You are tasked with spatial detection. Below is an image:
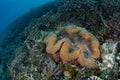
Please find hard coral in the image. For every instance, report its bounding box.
[44,25,100,68]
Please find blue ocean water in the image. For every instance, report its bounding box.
[0,0,54,35]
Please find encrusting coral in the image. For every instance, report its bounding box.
[44,25,100,68]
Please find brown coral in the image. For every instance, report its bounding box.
[44,25,100,68]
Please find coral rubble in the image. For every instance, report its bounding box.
[44,25,100,68]
[87,76,103,80]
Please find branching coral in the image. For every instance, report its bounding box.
[44,25,100,68]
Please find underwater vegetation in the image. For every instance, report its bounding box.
[0,0,120,80]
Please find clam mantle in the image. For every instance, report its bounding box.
[44,25,100,68]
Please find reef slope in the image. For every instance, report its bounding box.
[0,0,120,79]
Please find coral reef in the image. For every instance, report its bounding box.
[7,30,120,80]
[44,25,100,68]
[0,0,119,79]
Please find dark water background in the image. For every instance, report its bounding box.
[0,0,53,36]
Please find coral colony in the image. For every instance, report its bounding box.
[44,25,100,68]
